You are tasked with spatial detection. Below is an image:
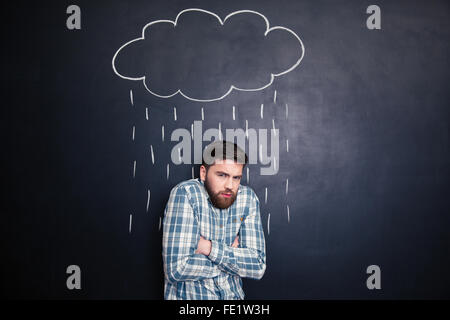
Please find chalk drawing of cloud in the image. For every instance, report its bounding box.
[112,8,305,102]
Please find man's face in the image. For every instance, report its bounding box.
[200,159,244,209]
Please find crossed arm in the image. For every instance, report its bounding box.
[162,186,266,284]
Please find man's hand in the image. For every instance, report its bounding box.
[195,236,212,256]
[231,235,239,248]
[196,235,239,256]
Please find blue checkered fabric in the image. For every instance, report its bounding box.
[162,178,266,300]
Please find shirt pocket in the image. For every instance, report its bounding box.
[225,213,244,246]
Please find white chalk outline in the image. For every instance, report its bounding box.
[112,8,305,102]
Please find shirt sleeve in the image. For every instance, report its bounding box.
[162,185,221,284]
[207,191,266,280]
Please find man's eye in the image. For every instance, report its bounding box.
[234,177,241,180]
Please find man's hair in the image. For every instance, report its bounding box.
[201,140,248,169]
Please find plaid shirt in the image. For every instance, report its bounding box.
[162,178,266,300]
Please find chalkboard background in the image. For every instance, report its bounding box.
[3,0,449,299]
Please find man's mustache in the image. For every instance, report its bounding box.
[218,189,234,196]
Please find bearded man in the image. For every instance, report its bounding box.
[162,140,266,300]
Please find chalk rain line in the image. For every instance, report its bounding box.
[150,145,155,164]
[245,120,248,139]
[265,187,268,204]
[129,214,132,233]
[129,90,133,235]
[146,189,151,213]
[132,125,135,141]
[285,100,290,223]
[146,107,149,120]
[174,107,177,121]
[232,106,236,120]
[267,213,271,235]
[162,125,165,141]
[274,90,277,104]
[246,167,249,184]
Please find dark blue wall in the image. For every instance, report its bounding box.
[3,0,449,299]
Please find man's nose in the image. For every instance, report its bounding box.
[225,177,233,190]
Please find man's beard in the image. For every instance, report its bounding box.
[204,176,237,209]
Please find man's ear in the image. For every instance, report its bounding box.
[200,165,206,182]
